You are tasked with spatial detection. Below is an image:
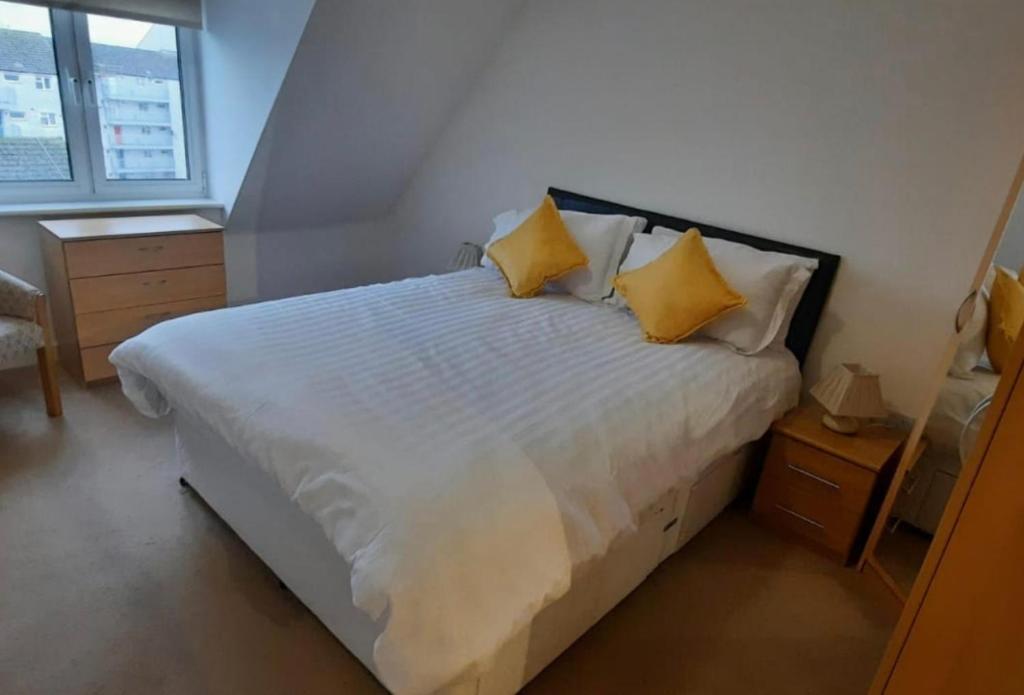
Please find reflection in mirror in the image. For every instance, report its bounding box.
[871,187,1024,597]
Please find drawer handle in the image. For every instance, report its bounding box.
[142,279,168,287]
[775,504,825,529]
[137,245,165,253]
[787,463,840,490]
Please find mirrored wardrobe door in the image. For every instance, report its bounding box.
[858,151,1024,602]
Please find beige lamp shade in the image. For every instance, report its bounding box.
[448,242,483,271]
[811,363,887,420]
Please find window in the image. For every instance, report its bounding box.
[0,1,205,203]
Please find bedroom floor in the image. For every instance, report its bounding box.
[0,367,898,695]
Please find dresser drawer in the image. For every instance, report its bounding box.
[64,232,223,278]
[76,295,226,348]
[753,436,879,559]
[81,344,118,382]
[70,265,225,314]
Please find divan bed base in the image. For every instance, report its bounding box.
[174,411,754,694]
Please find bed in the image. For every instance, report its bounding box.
[110,189,840,694]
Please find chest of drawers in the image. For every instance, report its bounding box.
[752,404,906,564]
[39,214,226,384]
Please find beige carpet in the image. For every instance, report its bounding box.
[0,367,897,695]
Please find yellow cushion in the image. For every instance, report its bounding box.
[987,266,1024,373]
[612,228,746,344]
[486,196,588,298]
[485,194,589,296]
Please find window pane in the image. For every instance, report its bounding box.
[0,1,72,182]
[87,15,189,181]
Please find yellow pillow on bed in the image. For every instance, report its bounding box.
[987,266,1024,373]
[612,228,746,344]
[486,196,588,298]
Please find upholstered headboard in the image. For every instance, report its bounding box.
[548,187,840,367]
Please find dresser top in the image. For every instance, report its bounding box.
[773,403,906,472]
[39,214,223,241]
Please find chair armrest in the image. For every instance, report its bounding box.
[0,269,43,322]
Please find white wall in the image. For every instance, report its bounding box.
[996,194,1024,270]
[235,0,524,299]
[0,217,49,290]
[390,0,1024,416]
[198,0,314,211]
[198,0,316,302]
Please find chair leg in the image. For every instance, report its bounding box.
[36,346,62,417]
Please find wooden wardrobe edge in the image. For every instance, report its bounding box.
[867,231,1024,695]
[869,326,1024,694]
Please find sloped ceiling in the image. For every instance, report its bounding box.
[223,0,525,300]
[199,0,316,214]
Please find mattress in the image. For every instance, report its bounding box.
[111,269,801,694]
[175,410,755,694]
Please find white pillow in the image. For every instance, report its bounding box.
[482,206,645,302]
[481,209,530,269]
[610,227,818,354]
[607,233,670,304]
[768,264,815,350]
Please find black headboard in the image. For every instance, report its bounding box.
[548,187,840,368]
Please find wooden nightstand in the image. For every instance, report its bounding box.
[752,404,910,564]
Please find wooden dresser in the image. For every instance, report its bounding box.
[752,404,912,564]
[39,214,226,384]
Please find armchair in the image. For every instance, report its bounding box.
[0,269,62,416]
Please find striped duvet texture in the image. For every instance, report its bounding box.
[112,269,800,694]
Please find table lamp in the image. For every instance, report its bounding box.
[447,242,483,272]
[810,363,887,435]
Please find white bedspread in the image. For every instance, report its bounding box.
[111,269,800,694]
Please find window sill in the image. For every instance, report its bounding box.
[0,198,224,219]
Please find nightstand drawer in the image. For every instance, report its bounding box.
[763,437,876,511]
[70,265,226,314]
[754,470,864,556]
[64,232,224,278]
[753,435,880,559]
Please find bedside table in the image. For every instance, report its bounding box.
[752,404,909,564]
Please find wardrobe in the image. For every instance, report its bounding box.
[870,302,1024,693]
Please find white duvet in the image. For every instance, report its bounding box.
[111,269,800,694]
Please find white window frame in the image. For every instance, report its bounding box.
[0,7,207,204]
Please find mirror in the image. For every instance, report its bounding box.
[860,162,1024,600]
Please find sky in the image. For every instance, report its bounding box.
[0,1,52,37]
[0,1,176,50]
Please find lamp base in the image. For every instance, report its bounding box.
[822,413,860,435]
